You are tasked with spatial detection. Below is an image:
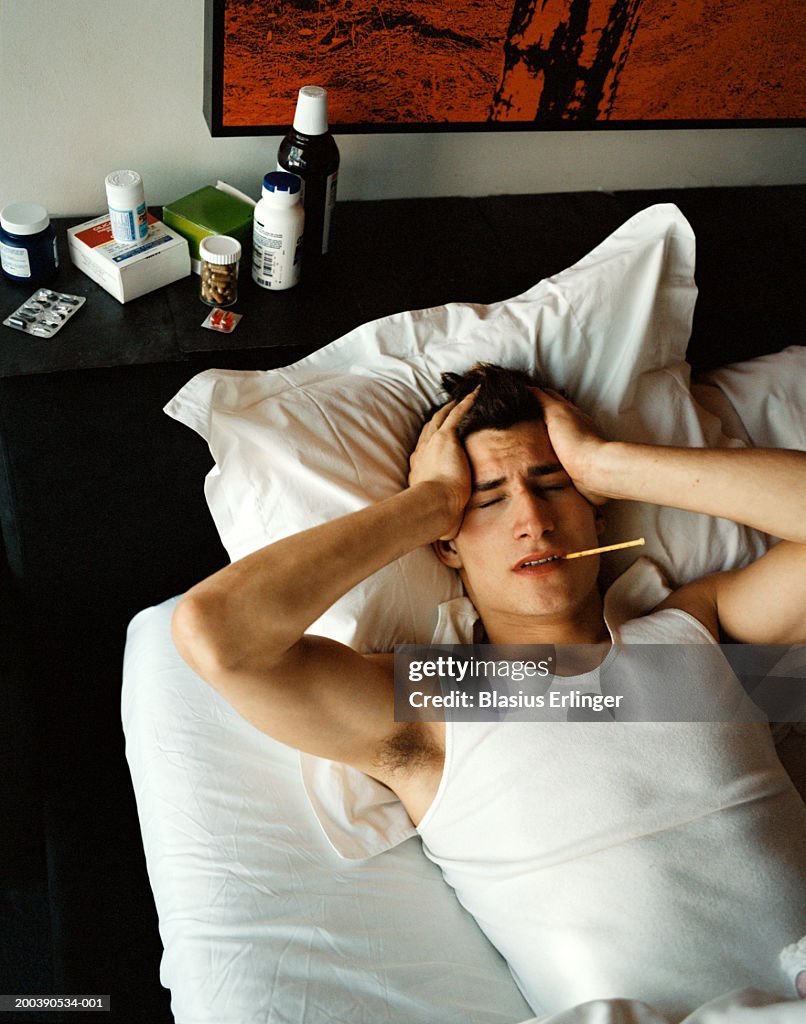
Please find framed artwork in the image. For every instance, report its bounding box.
[204,0,806,134]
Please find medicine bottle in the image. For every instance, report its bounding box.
[199,235,241,307]
[105,170,148,244]
[252,172,304,291]
[277,86,339,260]
[0,202,59,285]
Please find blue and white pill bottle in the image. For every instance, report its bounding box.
[0,202,59,285]
[252,172,304,291]
[105,170,148,243]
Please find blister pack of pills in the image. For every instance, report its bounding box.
[3,289,86,338]
[201,306,242,333]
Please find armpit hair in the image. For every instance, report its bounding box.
[374,722,443,776]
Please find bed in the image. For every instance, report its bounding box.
[122,205,806,1023]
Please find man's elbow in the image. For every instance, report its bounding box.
[172,589,238,682]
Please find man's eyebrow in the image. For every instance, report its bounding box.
[472,463,565,492]
[528,463,564,478]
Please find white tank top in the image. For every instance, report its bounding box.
[416,606,806,1018]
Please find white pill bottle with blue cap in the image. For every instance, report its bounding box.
[252,171,305,291]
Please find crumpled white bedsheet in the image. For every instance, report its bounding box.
[123,598,806,1024]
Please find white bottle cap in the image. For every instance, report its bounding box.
[0,201,50,235]
[199,234,242,265]
[292,86,329,136]
[105,170,145,206]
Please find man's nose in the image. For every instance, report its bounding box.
[511,488,554,538]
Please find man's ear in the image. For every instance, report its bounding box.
[433,538,463,569]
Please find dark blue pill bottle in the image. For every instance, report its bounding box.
[0,202,59,285]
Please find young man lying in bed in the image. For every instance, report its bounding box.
[173,364,806,1016]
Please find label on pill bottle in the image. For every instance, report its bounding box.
[1,242,32,278]
[253,225,302,290]
[108,202,148,243]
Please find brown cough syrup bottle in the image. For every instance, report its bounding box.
[277,86,339,261]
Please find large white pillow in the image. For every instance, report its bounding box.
[700,345,806,450]
[165,203,768,651]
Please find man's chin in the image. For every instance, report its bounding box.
[476,582,604,636]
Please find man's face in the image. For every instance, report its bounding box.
[436,419,604,635]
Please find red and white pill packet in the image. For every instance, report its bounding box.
[201,306,242,333]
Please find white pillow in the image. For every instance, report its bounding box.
[700,345,806,450]
[165,203,769,652]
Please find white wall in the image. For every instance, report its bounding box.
[1,0,804,216]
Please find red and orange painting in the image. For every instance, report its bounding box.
[205,0,806,133]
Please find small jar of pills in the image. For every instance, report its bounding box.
[0,202,59,285]
[199,235,241,307]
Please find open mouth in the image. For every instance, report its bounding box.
[514,552,565,570]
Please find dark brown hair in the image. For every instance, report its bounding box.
[440,363,547,442]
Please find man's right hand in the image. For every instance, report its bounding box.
[408,390,477,540]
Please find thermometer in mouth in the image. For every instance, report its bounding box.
[563,537,645,561]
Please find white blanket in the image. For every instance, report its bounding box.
[123,597,806,1024]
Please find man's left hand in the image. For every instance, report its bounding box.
[535,388,610,506]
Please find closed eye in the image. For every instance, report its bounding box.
[473,483,570,509]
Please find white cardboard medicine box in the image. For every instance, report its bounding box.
[67,213,190,303]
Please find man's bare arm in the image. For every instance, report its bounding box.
[587,440,806,643]
[172,393,475,770]
[539,389,806,543]
[665,541,806,644]
[588,444,806,546]
[539,389,806,642]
